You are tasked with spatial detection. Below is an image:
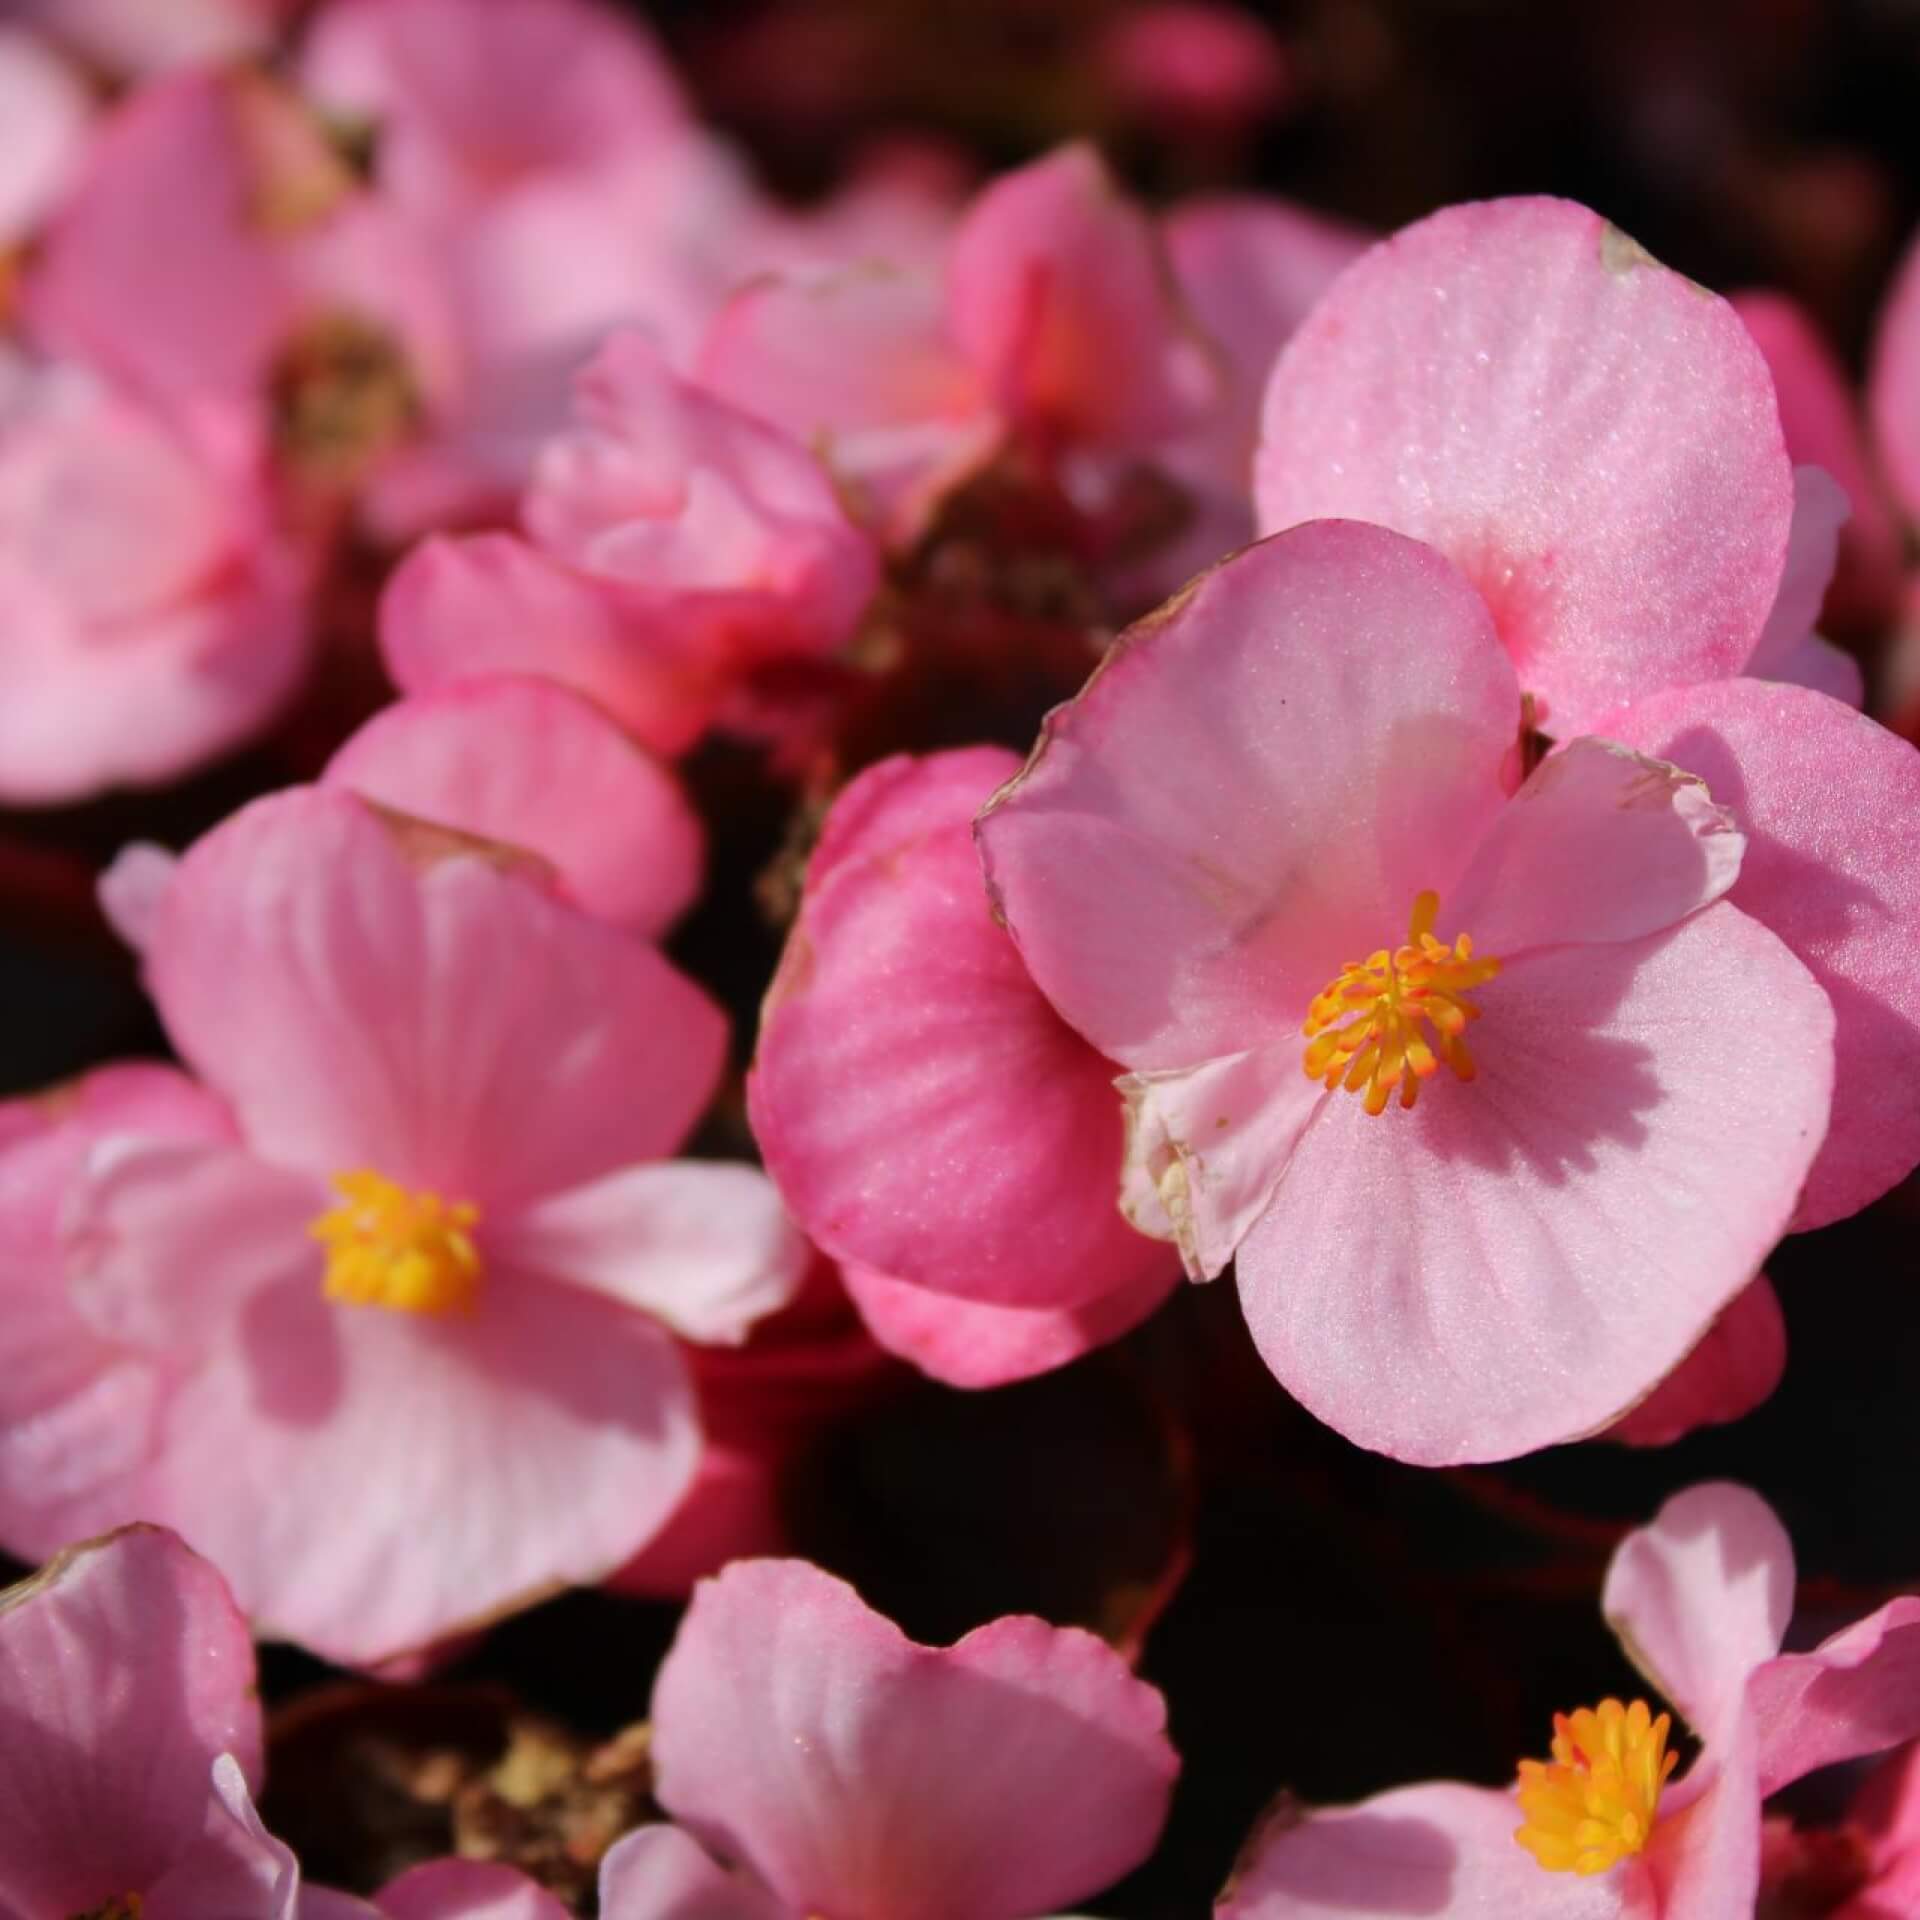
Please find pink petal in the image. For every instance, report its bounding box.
[1601,677,1920,1228]
[841,1259,1175,1389]
[148,786,726,1210]
[1118,1049,1323,1281]
[375,1859,572,1920]
[750,748,1174,1310]
[495,1160,810,1346]
[1604,1275,1787,1448]
[0,29,92,250]
[598,1826,787,1920]
[147,1754,299,1920]
[98,842,181,956]
[1744,466,1848,686]
[1236,906,1834,1463]
[975,522,1518,1069]
[1216,1780,1621,1920]
[323,677,704,937]
[651,1559,1178,1920]
[0,1525,260,1915]
[947,142,1217,448]
[1734,291,1902,632]
[380,533,727,758]
[1600,1482,1793,1746]
[1451,736,1744,956]
[1747,1598,1920,1798]
[1870,227,1920,528]
[145,1272,700,1666]
[1641,1721,1763,1920]
[1256,197,1794,735]
[64,1139,325,1351]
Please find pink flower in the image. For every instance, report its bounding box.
[12,0,298,75]
[0,787,806,1665]
[599,1558,1180,1920]
[382,331,881,756]
[748,748,1178,1389]
[977,522,1836,1463]
[0,357,309,802]
[1869,223,1920,540]
[1217,1482,1920,1919]
[0,28,91,254]
[1256,197,1801,736]
[0,1523,303,1917]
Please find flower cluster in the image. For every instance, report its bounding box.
[4,0,1920,1908]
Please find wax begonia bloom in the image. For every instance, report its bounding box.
[0,1524,307,1919]
[947,142,1219,452]
[1603,1275,1786,1448]
[1735,290,1904,633]
[977,523,1835,1463]
[750,747,1179,1358]
[0,359,310,802]
[322,676,703,938]
[613,1557,1178,1920]
[1219,1483,1920,1920]
[1598,677,1920,1230]
[0,29,91,254]
[1255,197,1795,737]
[0,788,806,1666]
[383,331,879,755]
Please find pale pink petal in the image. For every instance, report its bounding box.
[1747,1598,1920,1797]
[13,0,289,75]
[1745,466,1848,684]
[495,1161,809,1346]
[1236,906,1834,1463]
[149,786,727,1209]
[1735,291,1902,631]
[1118,1049,1323,1281]
[651,1559,1178,1920]
[375,1858,572,1920]
[1869,228,1920,527]
[0,29,92,250]
[1600,1482,1793,1745]
[1754,629,1865,707]
[379,532,728,758]
[1604,1275,1786,1448]
[947,142,1218,448]
[323,678,704,937]
[98,842,181,956]
[147,1272,700,1666]
[1602,677,1920,1228]
[841,1260,1175,1389]
[303,1893,384,1920]
[1256,197,1794,735]
[1216,1780,1621,1920]
[0,1526,260,1916]
[598,1825,787,1920]
[1450,736,1744,957]
[751,748,1173,1309]
[146,1755,299,1920]
[1641,1721,1763,1920]
[976,522,1518,1069]
[64,1138,325,1349]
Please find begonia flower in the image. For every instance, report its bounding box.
[0,786,806,1665]
[1256,196,1798,736]
[1215,1482,1920,1919]
[0,356,310,802]
[382,330,880,756]
[976,522,1835,1463]
[0,1523,310,1917]
[0,28,91,256]
[598,1557,1180,1920]
[11,0,299,75]
[749,747,1179,1388]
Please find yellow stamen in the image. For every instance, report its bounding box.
[310,1170,482,1316]
[1514,1697,1678,1876]
[1301,890,1501,1116]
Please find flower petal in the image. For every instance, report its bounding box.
[1256,197,1793,734]
[1602,677,1920,1227]
[1601,1482,1794,1745]
[1604,1275,1786,1448]
[1236,906,1834,1463]
[598,1826,787,1920]
[146,1754,299,1920]
[651,1559,1177,1920]
[976,521,1518,1069]
[375,1859,572,1920]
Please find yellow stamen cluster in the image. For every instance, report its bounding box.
[1301,890,1501,1115]
[310,1170,482,1317]
[1514,1697,1678,1876]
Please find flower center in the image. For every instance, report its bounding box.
[1301,890,1501,1116]
[310,1170,482,1316]
[72,1900,144,1920]
[1514,1697,1677,1877]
